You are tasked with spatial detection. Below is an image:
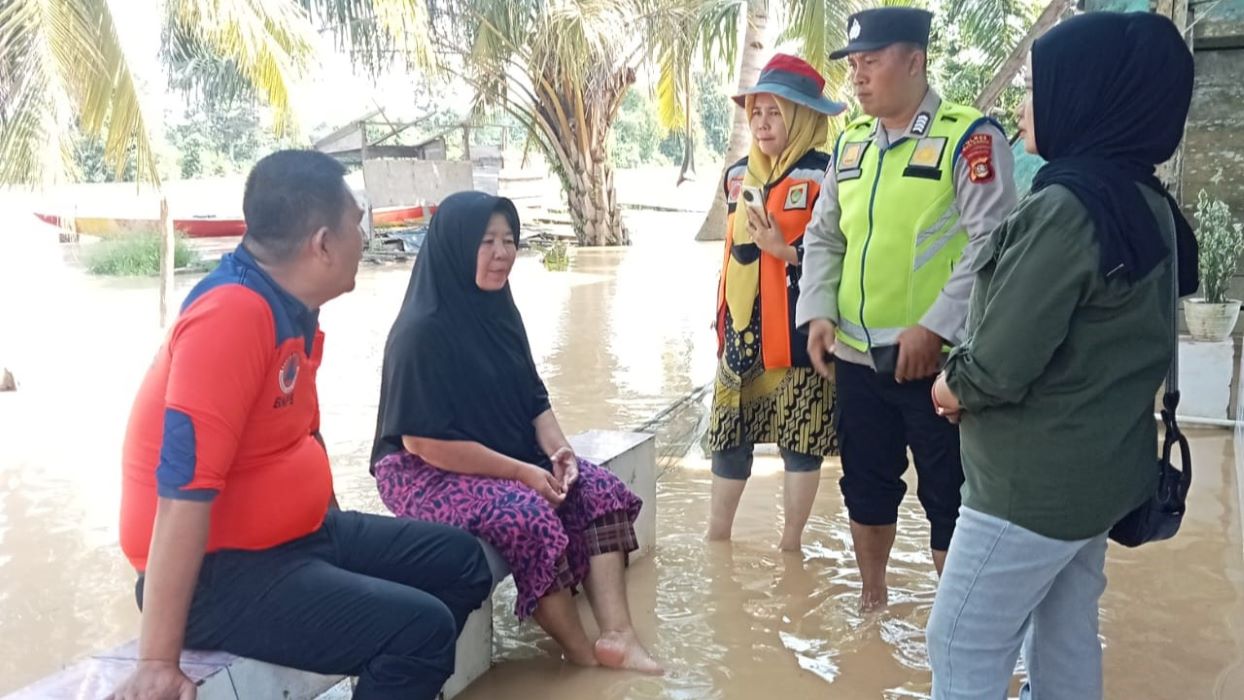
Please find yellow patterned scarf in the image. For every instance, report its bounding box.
[726,95,829,332]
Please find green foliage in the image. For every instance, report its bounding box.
[612,74,728,168]
[85,231,201,277]
[611,90,666,168]
[539,239,571,272]
[658,133,685,163]
[168,100,298,179]
[696,72,730,157]
[73,133,138,183]
[931,0,1043,134]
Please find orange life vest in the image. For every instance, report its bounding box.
[716,150,831,369]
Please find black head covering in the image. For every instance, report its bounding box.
[370,191,551,469]
[1029,12,1198,295]
[830,8,933,60]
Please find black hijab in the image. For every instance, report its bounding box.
[370,191,551,469]
[1029,12,1198,295]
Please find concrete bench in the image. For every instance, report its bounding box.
[3,431,656,700]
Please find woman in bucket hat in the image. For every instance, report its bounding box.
[707,54,847,552]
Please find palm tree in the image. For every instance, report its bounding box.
[681,0,1049,241]
[971,0,1074,113]
[447,0,658,246]
[650,0,741,187]
[683,0,902,242]
[650,0,772,243]
[2,0,319,327]
[0,0,317,186]
[309,0,689,246]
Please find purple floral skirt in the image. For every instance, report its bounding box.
[374,452,642,619]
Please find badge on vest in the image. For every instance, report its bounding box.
[911,112,932,137]
[836,140,870,182]
[784,182,810,210]
[727,175,744,204]
[902,137,947,181]
[962,133,996,184]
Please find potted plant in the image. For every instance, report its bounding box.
[1185,181,1244,342]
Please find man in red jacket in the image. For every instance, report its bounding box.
[112,150,491,700]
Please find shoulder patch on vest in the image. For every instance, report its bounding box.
[912,112,932,136]
[962,133,995,184]
[784,182,810,211]
[901,137,948,181]
[909,137,946,169]
[838,140,870,171]
[727,173,744,203]
[837,140,871,182]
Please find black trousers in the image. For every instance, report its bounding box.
[835,358,964,551]
[137,510,492,700]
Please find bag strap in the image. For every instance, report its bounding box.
[1165,221,1180,398]
[1160,207,1192,495]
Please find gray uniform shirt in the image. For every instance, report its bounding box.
[794,89,1018,368]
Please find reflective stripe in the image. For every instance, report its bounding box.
[788,167,827,183]
[916,205,958,245]
[838,318,904,347]
[914,226,964,271]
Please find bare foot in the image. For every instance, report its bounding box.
[706,527,732,542]
[779,534,802,552]
[593,630,664,675]
[564,647,599,668]
[860,587,889,613]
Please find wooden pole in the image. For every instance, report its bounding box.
[974,0,1074,113]
[159,195,175,328]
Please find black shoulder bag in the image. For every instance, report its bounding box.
[1108,227,1193,548]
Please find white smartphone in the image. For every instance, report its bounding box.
[740,185,766,216]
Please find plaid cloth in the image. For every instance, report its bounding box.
[584,509,639,556]
[550,510,638,593]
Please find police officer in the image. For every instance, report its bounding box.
[787,7,1017,611]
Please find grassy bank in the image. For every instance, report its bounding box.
[86,231,202,276]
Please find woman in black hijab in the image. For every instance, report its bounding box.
[923,12,1195,697]
[371,191,661,674]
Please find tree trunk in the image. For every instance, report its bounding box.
[564,129,629,246]
[159,195,175,328]
[529,65,635,247]
[1155,0,1191,201]
[694,0,769,242]
[974,0,1074,113]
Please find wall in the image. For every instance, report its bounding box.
[361,159,474,208]
[1038,2,1244,329]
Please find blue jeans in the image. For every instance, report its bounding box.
[710,443,823,479]
[926,507,1108,700]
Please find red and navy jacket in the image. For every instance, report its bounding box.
[120,245,332,570]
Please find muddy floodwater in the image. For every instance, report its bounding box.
[1,208,1242,698]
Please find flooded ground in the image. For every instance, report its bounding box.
[0,204,719,692]
[463,425,1244,699]
[2,194,1244,697]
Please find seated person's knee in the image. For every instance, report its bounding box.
[387,597,459,668]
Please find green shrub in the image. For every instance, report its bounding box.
[540,239,570,272]
[1194,177,1244,304]
[86,231,200,276]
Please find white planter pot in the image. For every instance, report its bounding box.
[1184,298,1242,342]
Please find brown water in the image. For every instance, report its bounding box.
[2,207,1244,697]
[461,429,1244,699]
